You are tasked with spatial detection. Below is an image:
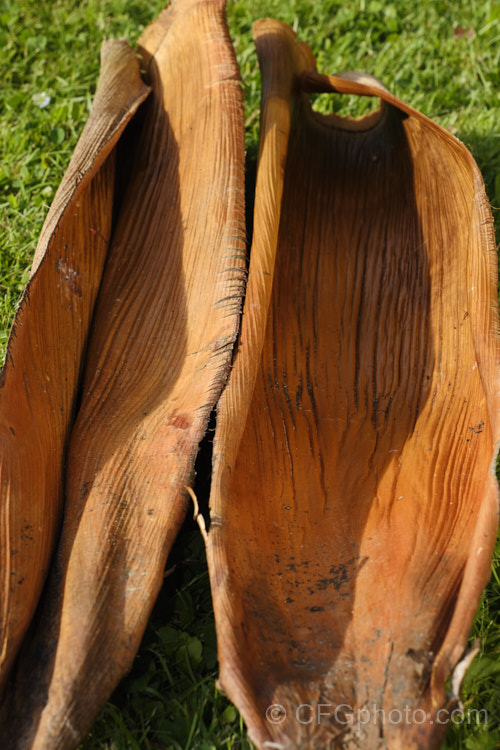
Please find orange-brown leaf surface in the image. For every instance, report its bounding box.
[4,1,245,747]
[206,20,500,749]
[0,40,149,696]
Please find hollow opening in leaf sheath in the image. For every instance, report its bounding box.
[310,91,381,125]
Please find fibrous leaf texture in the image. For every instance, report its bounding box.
[0,6,498,750]
[0,39,150,697]
[205,20,500,750]
[2,0,245,747]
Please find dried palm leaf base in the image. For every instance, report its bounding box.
[0,41,149,697]
[3,1,245,747]
[206,20,500,750]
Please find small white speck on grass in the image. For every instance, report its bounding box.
[32,91,51,108]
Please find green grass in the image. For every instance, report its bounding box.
[1,0,500,748]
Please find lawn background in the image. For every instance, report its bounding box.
[0,0,499,748]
